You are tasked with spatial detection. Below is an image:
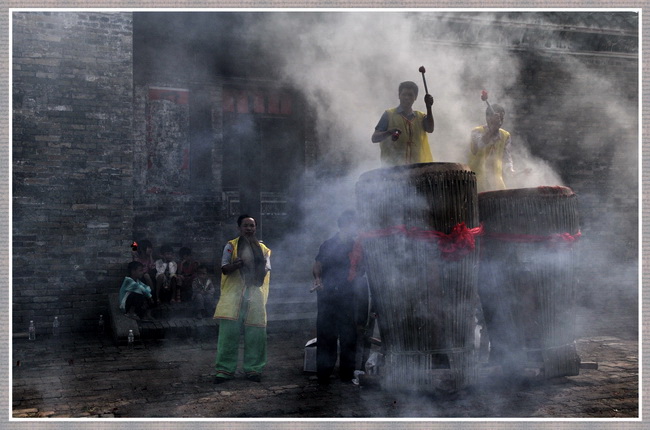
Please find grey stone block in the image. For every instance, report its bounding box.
[107,293,139,344]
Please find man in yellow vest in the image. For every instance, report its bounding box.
[372,81,434,166]
[213,214,271,384]
[468,104,515,193]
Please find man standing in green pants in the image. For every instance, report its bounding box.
[213,214,271,383]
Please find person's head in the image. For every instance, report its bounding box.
[398,81,419,109]
[179,246,192,260]
[486,104,505,130]
[196,264,208,280]
[237,214,257,237]
[138,239,153,256]
[160,244,174,261]
[337,209,358,238]
[128,261,145,280]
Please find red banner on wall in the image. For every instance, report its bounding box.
[148,87,189,105]
[223,88,292,115]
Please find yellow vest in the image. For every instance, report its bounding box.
[468,126,510,192]
[379,108,434,166]
[213,237,271,327]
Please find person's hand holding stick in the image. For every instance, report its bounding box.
[481,90,494,115]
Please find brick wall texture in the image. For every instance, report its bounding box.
[12,12,135,334]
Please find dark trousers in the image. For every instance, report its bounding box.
[125,292,149,319]
[316,292,357,381]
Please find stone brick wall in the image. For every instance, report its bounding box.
[12,12,134,334]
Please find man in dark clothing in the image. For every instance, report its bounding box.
[311,210,368,385]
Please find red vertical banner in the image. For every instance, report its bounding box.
[268,93,280,114]
[236,92,249,113]
[223,89,235,112]
[146,87,191,192]
[222,88,291,116]
[253,91,265,113]
[280,92,292,115]
[148,87,189,104]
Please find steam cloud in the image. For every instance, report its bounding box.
[244,11,635,253]
[243,11,637,397]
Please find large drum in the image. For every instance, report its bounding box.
[478,186,581,379]
[354,163,481,391]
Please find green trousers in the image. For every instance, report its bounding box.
[214,300,267,379]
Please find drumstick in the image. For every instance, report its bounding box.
[481,90,494,115]
[419,66,429,95]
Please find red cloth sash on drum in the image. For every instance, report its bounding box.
[348,222,484,280]
[483,230,581,245]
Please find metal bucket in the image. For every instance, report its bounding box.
[354,162,480,391]
[478,186,581,378]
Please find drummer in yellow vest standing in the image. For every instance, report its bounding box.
[213,214,271,384]
[372,81,435,166]
[468,104,515,193]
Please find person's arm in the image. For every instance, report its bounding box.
[423,94,434,133]
[139,280,153,299]
[502,134,515,174]
[220,243,243,275]
[168,261,177,276]
[470,128,482,155]
[372,128,402,143]
[207,279,215,294]
[371,111,400,143]
[155,259,165,275]
[311,260,323,292]
[123,278,150,298]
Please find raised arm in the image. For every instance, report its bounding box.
[423,94,434,133]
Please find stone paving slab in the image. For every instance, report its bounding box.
[10,324,639,420]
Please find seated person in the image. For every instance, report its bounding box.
[119,261,154,321]
[178,246,199,303]
[132,239,156,293]
[192,265,216,318]
[155,244,179,304]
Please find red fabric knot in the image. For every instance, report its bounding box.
[348,222,484,280]
[436,223,484,261]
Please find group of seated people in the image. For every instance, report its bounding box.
[118,240,218,321]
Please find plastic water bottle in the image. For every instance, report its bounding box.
[52,317,60,338]
[127,330,134,349]
[98,314,105,335]
[28,320,35,340]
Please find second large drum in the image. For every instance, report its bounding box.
[354,162,481,391]
[478,186,581,379]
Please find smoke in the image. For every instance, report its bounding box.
[249,12,576,206]
[235,10,638,402]
[133,9,639,409]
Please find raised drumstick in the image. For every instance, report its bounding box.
[481,89,494,115]
[419,66,429,95]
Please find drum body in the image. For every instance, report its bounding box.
[355,163,480,391]
[478,186,581,378]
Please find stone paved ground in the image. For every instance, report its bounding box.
[10,299,640,422]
